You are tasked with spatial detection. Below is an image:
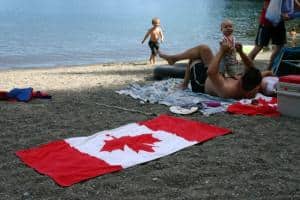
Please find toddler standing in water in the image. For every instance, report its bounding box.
[219,19,242,77]
[141,17,164,65]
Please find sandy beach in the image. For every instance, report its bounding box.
[0,54,299,200]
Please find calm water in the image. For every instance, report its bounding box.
[0,0,263,69]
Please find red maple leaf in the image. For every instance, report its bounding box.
[100,134,161,153]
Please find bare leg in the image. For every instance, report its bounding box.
[149,54,155,65]
[158,45,214,66]
[179,60,192,89]
[248,45,263,60]
[153,55,156,65]
[268,45,283,70]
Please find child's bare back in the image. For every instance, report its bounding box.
[149,26,163,43]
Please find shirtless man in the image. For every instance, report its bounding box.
[159,41,262,99]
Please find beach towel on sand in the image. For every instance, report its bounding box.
[16,115,231,187]
[116,79,235,116]
[227,94,279,117]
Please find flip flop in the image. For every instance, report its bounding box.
[169,106,198,115]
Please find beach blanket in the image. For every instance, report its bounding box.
[16,115,231,187]
[116,79,235,116]
[0,88,51,102]
[227,94,279,117]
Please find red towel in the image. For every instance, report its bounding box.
[227,97,280,117]
[32,91,51,99]
[0,91,8,100]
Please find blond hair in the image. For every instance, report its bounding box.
[152,17,160,26]
[221,19,233,29]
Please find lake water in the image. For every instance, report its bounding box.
[0,0,274,69]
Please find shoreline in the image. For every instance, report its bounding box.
[0,48,272,71]
[0,59,150,72]
[0,60,156,91]
[0,50,271,92]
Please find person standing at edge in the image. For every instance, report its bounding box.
[248,0,291,70]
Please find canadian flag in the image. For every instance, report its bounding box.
[16,115,231,187]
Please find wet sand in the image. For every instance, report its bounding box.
[0,56,299,199]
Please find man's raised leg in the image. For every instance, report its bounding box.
[159,45,213,66]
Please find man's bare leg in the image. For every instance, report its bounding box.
[268,45,283,70]
[248,45,263,60]
[158,45,214,66]
[179,60,192,89]
[149,54,155,65]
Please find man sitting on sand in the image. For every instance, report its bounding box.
[159,41,263,99]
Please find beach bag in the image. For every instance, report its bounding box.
[190,60,207,93]
[266,0,283,26]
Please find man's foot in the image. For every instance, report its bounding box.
[177,82,188,90]
[148,59,153,65]
[158,51,176,65]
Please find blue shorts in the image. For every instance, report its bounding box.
[255,21,286,46]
